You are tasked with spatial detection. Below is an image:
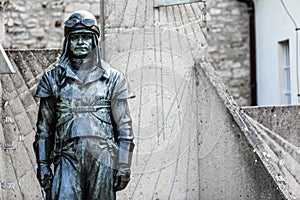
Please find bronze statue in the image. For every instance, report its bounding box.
[33,10,135,200]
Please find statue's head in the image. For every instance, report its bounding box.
[60,10,101,60]
[64,10,100,38]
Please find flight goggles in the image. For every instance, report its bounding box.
[64,18,96,28]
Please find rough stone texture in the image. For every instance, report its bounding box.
[241,106,300,198]
[3,0,101,49]
[195,63,286,200]
[0,6,5,43]
[242,105,300,147]
[199,61,299,199]
[0,49,59,200]
[206,0,250,106]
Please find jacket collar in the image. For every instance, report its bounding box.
[59,58,111,84]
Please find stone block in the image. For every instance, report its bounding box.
[16,85,29,97]
[3,124,19,146]
[1,75,15,93]
[51,12,65,17]
[231,8,241,15]
[15,111,34,136]
[19,13,29,20]
[9,142,34,180]
[2,107,19,144]
[210,8,222,15]
[39,19,52,27]
[11,12,18,18]
[29,28,45,37]
[9,97,24,116]
[19,169,42,200]
[232,62,242,69]
[19,90,36,109]
[25,105,38,127]
[25,18,39,28]
[12,4,26,12]
[233,68,249,79]
[6,18,14,27]
[218,2,230,8]
[9,32,30,41]
[1,152,23,200]
[65,3,90,12]
[90,2,101,15]
[218,70,232,78]
[229,79,242,87]
[7,27,27,33]
[23,131,37,165]
[19,38,38,45]
[45,39,60,47]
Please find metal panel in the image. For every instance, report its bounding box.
[154,0,203,7]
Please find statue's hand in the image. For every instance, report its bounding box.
[37,163,53,190]
[114,164,130,191]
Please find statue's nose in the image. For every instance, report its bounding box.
[77,36,84,44]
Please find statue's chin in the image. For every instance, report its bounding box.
[71,53,89,59]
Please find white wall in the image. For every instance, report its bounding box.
[255,0,300,105]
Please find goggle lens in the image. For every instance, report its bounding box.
[65,18,95,27]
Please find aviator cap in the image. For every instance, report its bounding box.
[64,10,100,37]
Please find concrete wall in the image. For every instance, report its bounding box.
[241,104,300,199]
[243,105,300,147]
[0,48,287,200]
[200,61,300,199]
[194,63,285,199]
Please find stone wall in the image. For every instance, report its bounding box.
[3,0,100,49]
[206,0,251,106]
[0,49,59,199]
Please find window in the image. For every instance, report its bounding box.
[154,0,204,7]
[278,40,291,104]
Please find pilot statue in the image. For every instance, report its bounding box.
[33,10,135,200]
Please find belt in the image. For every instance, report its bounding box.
[70,106,101,113]
[69,100,111,113]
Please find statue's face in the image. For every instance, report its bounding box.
[69,33,93,57]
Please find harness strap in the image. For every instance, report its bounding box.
[69,100,111,113]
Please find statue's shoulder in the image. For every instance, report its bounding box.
[107,65,135,99]
[101,59,124,80]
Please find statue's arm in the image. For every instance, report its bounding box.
[111,99,134,191]
[33,97,56,190]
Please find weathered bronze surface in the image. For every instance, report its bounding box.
[33,10,135,200]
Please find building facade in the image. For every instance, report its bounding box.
[255,0,300,105]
